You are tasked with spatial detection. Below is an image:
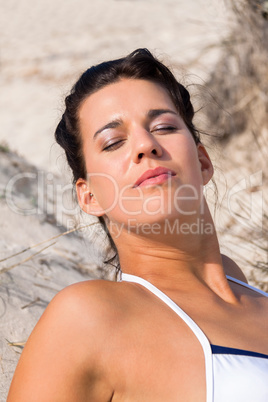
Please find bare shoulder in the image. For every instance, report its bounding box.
[35,279,126,341]
[221,254,248,283]
[7,279,123,402]
[49,278,125,319]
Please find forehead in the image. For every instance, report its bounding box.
[78,78,177,134]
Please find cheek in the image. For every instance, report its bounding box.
[168,138,204,202]
[168,136,200,173]
[87,157,129,216]
[90,173,119,213]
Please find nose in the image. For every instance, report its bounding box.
[131,129,163,164]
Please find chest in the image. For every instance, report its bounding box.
[109,312,207,401]
[106,293,268,401]
[108,319,268,402]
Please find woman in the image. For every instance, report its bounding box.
[7,49,268,402]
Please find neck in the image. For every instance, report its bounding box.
[110,202,237,302]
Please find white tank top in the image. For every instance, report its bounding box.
[121,273,268,402]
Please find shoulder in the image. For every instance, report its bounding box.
[49,278,122,317]
[7,279,124,401]
[36,278,128,348]
[221,254,248,283]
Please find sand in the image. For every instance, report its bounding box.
[0,0,267,399]
[0,0,230,172]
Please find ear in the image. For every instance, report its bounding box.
[76,178,105,217]
[197,143,214,185]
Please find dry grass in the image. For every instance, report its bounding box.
[202,0,268,287]
[0,222,99,274]
[204,0,268,142]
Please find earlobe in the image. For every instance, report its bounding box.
[197,144,214,185]
[76,178,105,217]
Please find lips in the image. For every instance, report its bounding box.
[134,167,176,188]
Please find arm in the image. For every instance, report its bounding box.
[7,281,114,402]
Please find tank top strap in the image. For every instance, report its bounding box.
[121,273,214,402]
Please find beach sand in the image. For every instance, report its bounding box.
[0,0,267,399]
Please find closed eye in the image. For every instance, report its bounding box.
[151,126,177,134]
[102,139,125,152]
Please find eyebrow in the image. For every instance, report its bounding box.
[147,108,178,119]
[93,119,123,140]
[93,109,178,140]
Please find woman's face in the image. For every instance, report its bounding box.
[77,78,212,229]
